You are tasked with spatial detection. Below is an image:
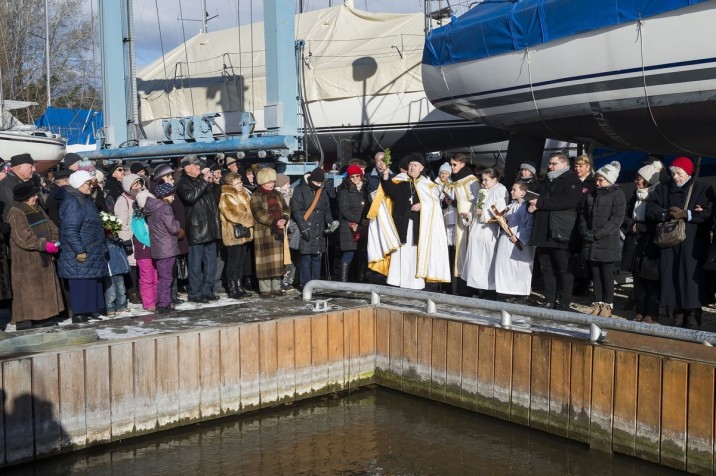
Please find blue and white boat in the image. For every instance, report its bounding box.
[422,0,716,157]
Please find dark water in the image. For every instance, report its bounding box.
[7,387,685,475]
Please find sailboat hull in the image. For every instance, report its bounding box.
[0,131,66,172]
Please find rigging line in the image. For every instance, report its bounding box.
[249,0,255,116]
[637,20,701,156]
[298,44,324,164]
[524,48,570,143]
[178,0,196,115]
[154,0,173,118]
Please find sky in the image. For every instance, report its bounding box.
[124,0,436,67]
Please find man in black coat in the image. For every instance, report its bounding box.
[528,152,583,310]
[176,155,222,303]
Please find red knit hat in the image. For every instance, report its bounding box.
[671,156,694,176]
[346,165,364,177]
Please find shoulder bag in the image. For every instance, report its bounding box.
[653,181,693,249]
[233,224,251,239]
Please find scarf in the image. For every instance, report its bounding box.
[17,202,53,267]
[547,167,570,181]
[451,166,473,182]
[633,186,654,221]
[260,188,285,237]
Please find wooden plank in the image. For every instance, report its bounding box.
[402,313,418,395]
[431,317,448,403]
[568,343,593,443]
[3,359,34,464]
[311,315,328,394]
[200,329,222,416]
[612,350,638,456]
[661,359,688,470]
[635,354,662,463]
[590,346,615,451]
[276,319,295,403]
[239,323,260,411]
[84,347,111,444]
[493,328,513,421]
[460,323,479,411]
[59,350,87,448]
[476,326,495,415]
[358,307,375,384]
[445,321,463,408]
[549,339,571,437]
[388,311,404,389]
[510,333,531,426]
[109,342,135,439]
[156,335,181,427]
[343,309,360,386]
[327,312,345,391]
[529,335,551,432]
[409,314,431,400]
[294,317,312,398]
[31,354,61,458]
[178,333,201,421]
[687,363,714,475]
[259,322,278,407]
[133,339,157,434]
[375,307,390,379]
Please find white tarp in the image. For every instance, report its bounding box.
[137,6,425,123]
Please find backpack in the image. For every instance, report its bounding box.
[130,213,151,247]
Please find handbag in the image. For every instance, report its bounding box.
[653,219,686,248]
[233,223,251,239]
[637,254,660,281]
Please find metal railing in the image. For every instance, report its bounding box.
[302,280,716,346]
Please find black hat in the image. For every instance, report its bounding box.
[10,153,34,167]
[13,181,39,202]
[130,162,145,174]
[63,153,83,168]
[107,162,124,176]
[54,169,73,181]
[308,167,325,183]
[401,152,425,168]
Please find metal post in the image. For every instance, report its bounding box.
[45,0,51,107]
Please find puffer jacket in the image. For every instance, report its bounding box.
[578,185,627,263]
[337,178,371,251]
[291,175,333,254]
[144,196,181,260]
[218,185,254,246]
[176,172,221,245]
[57,187,108,279]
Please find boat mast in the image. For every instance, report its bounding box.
[45,0,51,107]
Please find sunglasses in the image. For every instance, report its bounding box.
[115,167,124,172]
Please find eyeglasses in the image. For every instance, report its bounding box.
[547,162,561,166]
[115,167,124,172]
[450,162,460,167]
[349,174,362,179]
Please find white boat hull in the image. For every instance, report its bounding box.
[422,1,716,156]
[0,131,66,172]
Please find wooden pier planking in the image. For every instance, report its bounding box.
[1,305,716,473]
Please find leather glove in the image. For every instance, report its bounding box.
[300,229,311,241]
[177,228,186,240]
[582,231,595,243]
[668,207,688,219]
[325,220,340,234]
[76,252,87,263]
[44,241,59,254]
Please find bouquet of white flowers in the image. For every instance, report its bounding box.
[100,212,122,234]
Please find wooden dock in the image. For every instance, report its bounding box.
[1,304,715,473]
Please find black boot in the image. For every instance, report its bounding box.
[685,309,701,330]
[242,277,254,292]
[226,279,239,299]
[339,262,350,282]
[234,279,249,298]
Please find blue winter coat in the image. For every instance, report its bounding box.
[57,187,108,279]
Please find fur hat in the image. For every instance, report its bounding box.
[136,190,154,209]
[63,153,83,168]
[122,173,144,193]
[13,181,39,202]
[595,161,621,185]
[69,171,92,189]
[275,173,290,188]
[309,168,326,183]
[256,167,277,185]
[11,153,34,167]
[154,182,175,199]
[439,162,451,175]
[671,156,694,176]
[637,160,664,186]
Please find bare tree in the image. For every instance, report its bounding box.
[0,0,100,122]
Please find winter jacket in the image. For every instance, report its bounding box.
[0,171,25,221]
[578,185,626,263]
[57,187,108,279]
[176,172,221,245]
[46,184,67,228]
[337,179,371,251]
[144,196,181,260]
[530,169,583,249]
[291,176,334,254]
[218,185,254,247]
[114,193,138,265]
[105,176,124,204]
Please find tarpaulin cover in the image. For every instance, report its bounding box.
[35,107,102,146]
[423,0,711,66]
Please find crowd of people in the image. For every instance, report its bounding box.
[0,149,713,331]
